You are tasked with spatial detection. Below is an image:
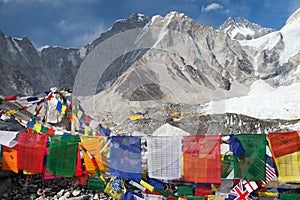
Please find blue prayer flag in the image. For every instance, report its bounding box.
[110,136,142,180]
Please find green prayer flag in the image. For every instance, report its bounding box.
[280,193,300,200]
[186,196,205,200]
[87,177,105,191]
[235,134,266,181]
[41,126,48,134]
[46,135,79,177]
[176,185,193,196]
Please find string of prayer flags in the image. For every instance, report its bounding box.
[234,134,266,181]
[110,136,142,180]
[99,124,112,136]
[183,134,222,183]
[0,94,40,103]
[17,96,39,102]
[17,132,48,173]
[267,131,300,158]
[1,145,18,173]
[46,135,80,177]
[3,95,18,101]
[27,122,55,135]
[148,136,182,180]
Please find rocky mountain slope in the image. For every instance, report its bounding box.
[0,13,150,96]
[1,9,300,133]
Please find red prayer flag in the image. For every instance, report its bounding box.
[47,128,55,135]
[17,132,48,173]
[194,186,212,196]
[4,95,17,101]
[75,147,83,176]
[183,134,222,183]
[267,131,300,158]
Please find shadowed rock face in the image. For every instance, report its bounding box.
[130,83,164,101]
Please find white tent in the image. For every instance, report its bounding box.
[152,123,191,136]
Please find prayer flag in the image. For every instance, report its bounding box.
[110,136,142,180]
[274,150,300,183]
[46,135,79,177]
[235,134,266,181]
[267,131,300,158]
[183,135,222,183]
[17,132,48,173]
[148,136,182,180]
[2,145,18,173]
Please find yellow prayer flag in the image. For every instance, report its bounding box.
[104,178,125,200]
[140,180,154,192]
[61,105,67,114]
[84,127,92,136]
[33,124,42,132]
[258,192,278,197]
[207,195,226,200]
[77,110,83,119]
[274,150,300,183]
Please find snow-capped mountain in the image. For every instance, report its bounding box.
[239,7,300,86]
[218,17,275,40]
[1,9,300,128]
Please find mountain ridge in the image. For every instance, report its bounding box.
[0,10,299,99]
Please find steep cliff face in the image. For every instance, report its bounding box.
[0,13,150,96]
[0,32,45,95]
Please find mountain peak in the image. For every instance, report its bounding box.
[128,13,149,22]
[218,16,275,40]
[286,8,300,25]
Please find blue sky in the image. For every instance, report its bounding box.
[0,0,299,48]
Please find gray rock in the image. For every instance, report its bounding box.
[57,189,65,197]
[64,191,71,198]
[72,190,81,197]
